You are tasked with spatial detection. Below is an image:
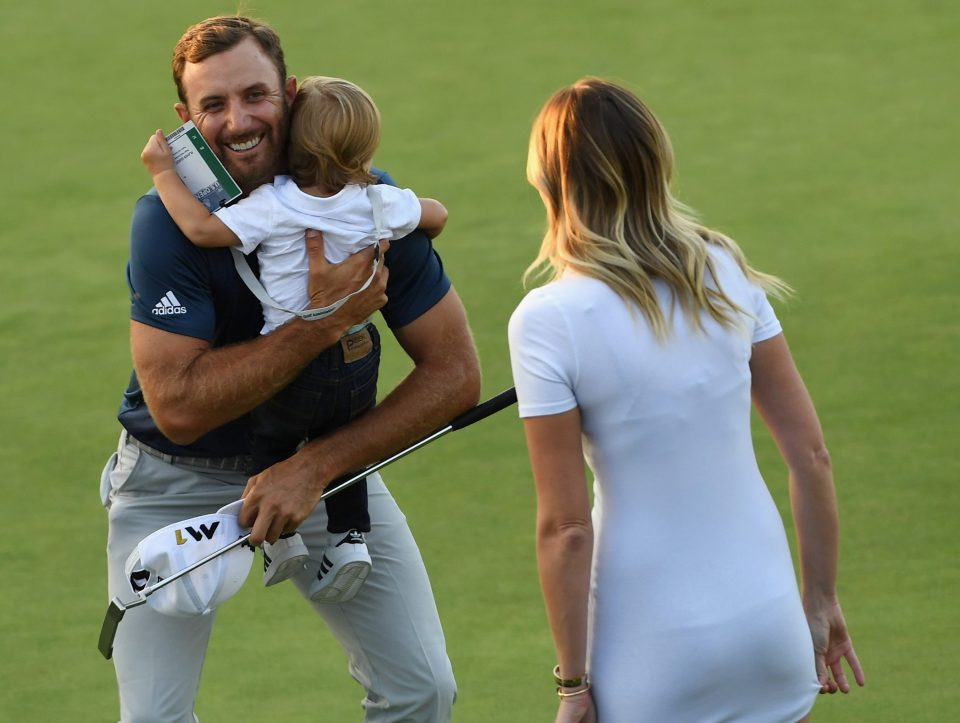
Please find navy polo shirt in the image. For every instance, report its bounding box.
[118,170,452,457]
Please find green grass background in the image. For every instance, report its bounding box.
[1,0,956,720]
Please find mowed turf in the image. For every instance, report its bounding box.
[1,1,956,720]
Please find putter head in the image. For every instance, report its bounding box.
[98,597,128,660]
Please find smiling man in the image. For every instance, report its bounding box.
[172,30,293,194]
[100,15,479,723]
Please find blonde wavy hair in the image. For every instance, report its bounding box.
[525,78,790,338]
[289,76,379,190]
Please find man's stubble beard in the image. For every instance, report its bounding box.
[224,98,291,195]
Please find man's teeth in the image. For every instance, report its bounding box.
[227,136,263,151]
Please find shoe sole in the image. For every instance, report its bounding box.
[310,560,371,603]
[263,555,309,587]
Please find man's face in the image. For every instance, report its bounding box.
[175,37,297,193]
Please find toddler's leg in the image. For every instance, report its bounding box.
[324,476,371,533]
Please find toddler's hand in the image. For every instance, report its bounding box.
[141,129,175,176]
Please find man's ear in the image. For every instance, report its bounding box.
[285,75,297,106]
[175,102,190,123]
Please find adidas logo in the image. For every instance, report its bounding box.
[339,530,366,547]
[152,290,187,316]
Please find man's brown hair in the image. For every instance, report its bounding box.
[172,15,287,105]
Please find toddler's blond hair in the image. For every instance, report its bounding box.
[289,76,380,190]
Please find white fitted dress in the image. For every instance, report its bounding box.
[508,247,820,722]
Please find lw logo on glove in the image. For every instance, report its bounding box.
[175,521,221,545]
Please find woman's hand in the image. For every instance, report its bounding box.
[804,597,866,694]
[555,690,596,723]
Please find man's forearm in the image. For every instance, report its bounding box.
[134,315,348,444]
[134,241,389,445]
[318,354,478,476]
[295,292,481,491]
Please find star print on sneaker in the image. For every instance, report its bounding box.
[308,530,372,603]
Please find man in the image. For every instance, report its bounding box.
[101,15,480,722]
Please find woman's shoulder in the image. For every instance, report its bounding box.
[509,282,573,352]
[704,242,756,291]
[511,274,599,325]
[512,281,560,322]
[705,242,739,272]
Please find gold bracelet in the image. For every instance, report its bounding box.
[553,665,588,688]
[557,684,591,699]
[554,665,591,698]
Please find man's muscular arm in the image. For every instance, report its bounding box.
[239,287,482,544]
[134,236,389,444]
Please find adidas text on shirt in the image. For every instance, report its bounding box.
[153,291,187,316]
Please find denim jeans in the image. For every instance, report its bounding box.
[250,323,380,532]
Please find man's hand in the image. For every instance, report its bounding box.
[141,129,175,176]
[305,230,389,325]
[238,445,329,545]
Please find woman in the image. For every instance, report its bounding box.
[508,78,864,722]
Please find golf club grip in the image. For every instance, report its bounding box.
[448,387,517,431]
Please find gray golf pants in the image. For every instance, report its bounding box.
[101,431,456,723]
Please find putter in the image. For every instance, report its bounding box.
[99,387,517,659]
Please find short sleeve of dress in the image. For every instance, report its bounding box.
[508,288,579,418]
[375,185,422,240]
[750,283,783,343]
[128,191,217,341]
[214,185,277,254]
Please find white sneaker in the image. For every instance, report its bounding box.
[309,530,372,603]
[262,533,310,587]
